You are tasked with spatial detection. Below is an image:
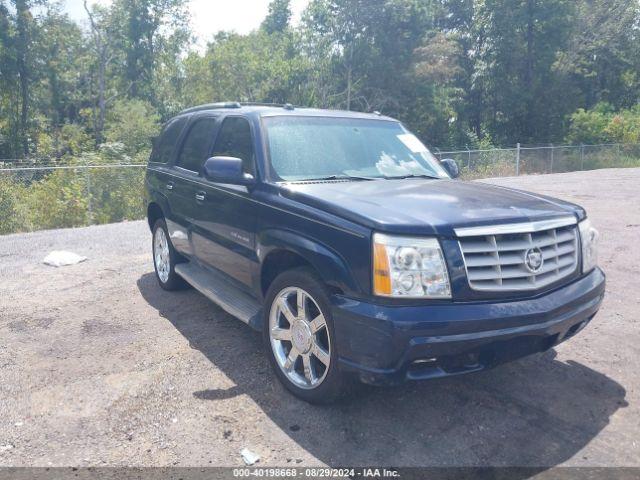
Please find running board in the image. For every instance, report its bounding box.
[175,262,262,330]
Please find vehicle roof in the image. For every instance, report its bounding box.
[177,103,398,122]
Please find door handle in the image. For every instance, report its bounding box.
[166,181,174,191]
[195,192,206,202]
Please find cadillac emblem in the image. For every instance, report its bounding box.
[524,247,544,273]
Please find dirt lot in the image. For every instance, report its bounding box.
[0,168,639,468]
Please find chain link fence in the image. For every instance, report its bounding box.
[433,143,640,179]
[1,143,640,235]
[0,160,146,235]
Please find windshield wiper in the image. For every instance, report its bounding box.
[299,173,376,182]
[382,173,441,180]
[295,172,439,182]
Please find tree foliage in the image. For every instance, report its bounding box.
[262,0,292,34]
[566,103,640,145]
[0,0,638,157]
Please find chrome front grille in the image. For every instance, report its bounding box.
[456,218,579,291]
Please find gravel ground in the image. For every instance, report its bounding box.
[0,168,639,468]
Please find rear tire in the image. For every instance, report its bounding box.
[263,267,349,404]
[152,219,188,291]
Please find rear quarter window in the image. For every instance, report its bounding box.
[149,116,188,164]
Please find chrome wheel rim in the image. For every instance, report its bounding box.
[154,227,171,283]
[269,287,331,390]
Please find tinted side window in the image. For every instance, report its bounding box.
[176,117,217,172]
[150,117,187,164]
[211,117,255,174]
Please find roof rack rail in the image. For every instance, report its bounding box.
[239,102,282,107]
[180,102,298,115]
[179,102,242,114]
[239,102,296,110]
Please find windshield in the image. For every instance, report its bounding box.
[263,116,449,181]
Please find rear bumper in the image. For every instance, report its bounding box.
[331,268,605,386]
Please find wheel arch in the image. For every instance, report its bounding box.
[258,230,357,298]
[147,202,165,231]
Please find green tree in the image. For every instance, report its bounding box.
[262,0,292,34]
[194,30,311,105]
[555,0,639,110]
[301,0,456,145]
[104,98,160,156]
[38,8,86,157]
[84,0,122,145]
[0,0,43,157]
[472,0,574,144]
[114,0,190,102]
[302,0,380,110]
[14,0,35,155]
[566,103,640,145]
[0,1,20,157]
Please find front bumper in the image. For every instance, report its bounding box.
[331,268,605,385]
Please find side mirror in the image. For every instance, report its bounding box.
[202,156,255,186]
[441,158,460,178]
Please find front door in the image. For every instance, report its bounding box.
[191,116,257,288]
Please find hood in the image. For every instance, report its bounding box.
[279,179,583,236]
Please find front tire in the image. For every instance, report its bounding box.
[263,267,348,404]
[152,219,188,291]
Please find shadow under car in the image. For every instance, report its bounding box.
[136,272,627,471]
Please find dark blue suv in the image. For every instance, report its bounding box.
[145,102,605,403]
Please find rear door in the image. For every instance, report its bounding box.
[191,116,257,287]
[147,115,189,252]
[168,115,218,257]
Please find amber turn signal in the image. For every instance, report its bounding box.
[373,241,392,295]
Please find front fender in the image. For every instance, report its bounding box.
[257,229,360,296]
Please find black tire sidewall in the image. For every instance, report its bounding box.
[263,267,345,404]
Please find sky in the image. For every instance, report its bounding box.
[63,0,310,49]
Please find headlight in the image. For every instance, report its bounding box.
[578,218,599,273]
[373,233,451,298]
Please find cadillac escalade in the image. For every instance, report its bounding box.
[145,102,604,403]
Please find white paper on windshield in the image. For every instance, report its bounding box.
[397,134,428,153]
